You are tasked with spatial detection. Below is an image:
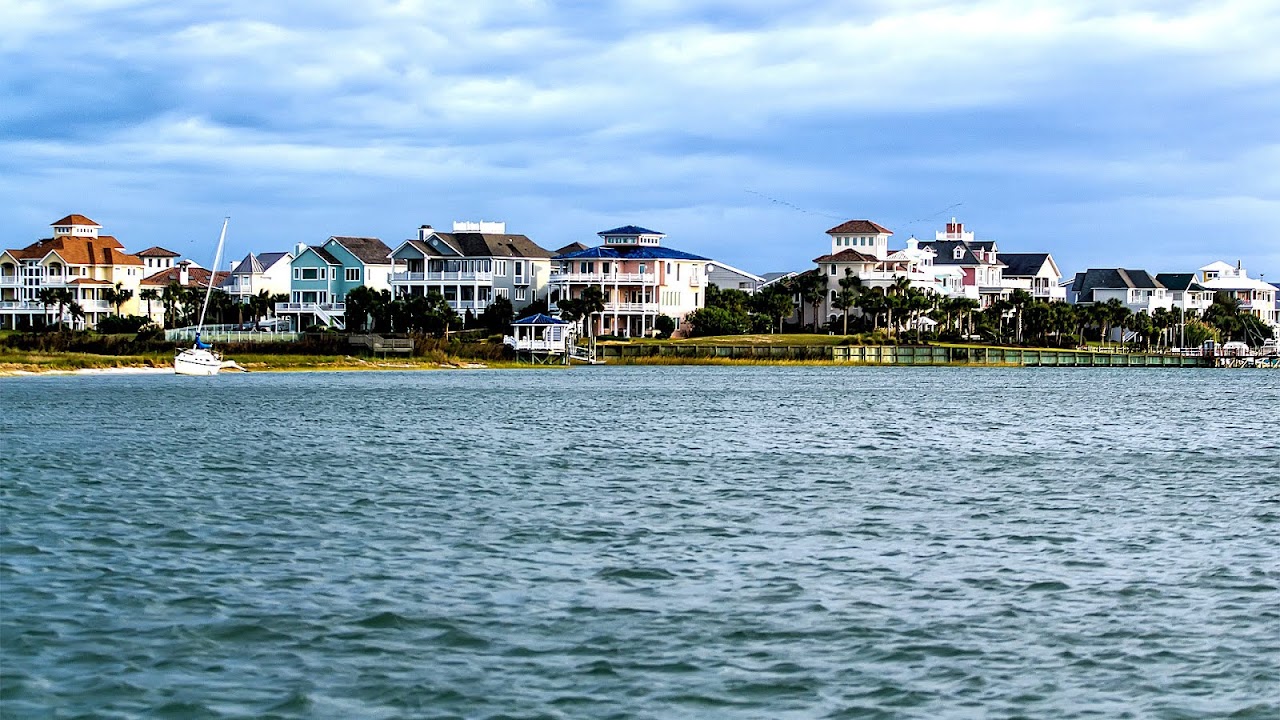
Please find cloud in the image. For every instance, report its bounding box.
[0,0,1277,276]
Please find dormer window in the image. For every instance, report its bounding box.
[953,247,965,260]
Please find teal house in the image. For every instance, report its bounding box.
[275,236,392,330]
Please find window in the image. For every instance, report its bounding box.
[318,268,327,280]
[601,262,611,274]
[515,288,527,301]
[345,268,361,282]
[496,287,510,298]
[953,247,964,260]
[666,262,672,274]
[515,261,524,277]
[639,263,646,275]
[497,260,508,276]
[829,265,836,275]
[300,268,319,280]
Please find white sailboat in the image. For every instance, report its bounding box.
[175,218,241,376]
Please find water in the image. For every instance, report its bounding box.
[2,367,1278,719]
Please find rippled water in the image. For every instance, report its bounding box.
[2,367,1279,719]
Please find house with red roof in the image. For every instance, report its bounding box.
[1,215,146,329]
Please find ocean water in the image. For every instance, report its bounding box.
[1,366,1278,719]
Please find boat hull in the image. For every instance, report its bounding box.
[175,348,224,376]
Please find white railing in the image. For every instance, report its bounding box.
[392,271,495,282]
[78,300,112,312]
[689,275,703,287]
[0,276,19,286]
[603,302,659,313]
[0,301,43,310]
[450,300,490,311]
[276,302,346,314]
[505,338,564,352]
[167,329,304,343]
[550,272,652,284]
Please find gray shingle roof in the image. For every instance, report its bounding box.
[999,253,1050,277]
[329,236,392,265]
[1071,268,1164,300]
[919,240,1005,267]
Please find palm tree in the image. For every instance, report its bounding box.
[1008,289,1033,343]
[140,288,159,322]
[578,286,606,338]
[104,281,133,316]
[36,287,58,328]
[832,269,862,335]
[67,301,85,330]
[162,281,183,328]
[796,271,827,332]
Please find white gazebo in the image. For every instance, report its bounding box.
[504,313,572,364]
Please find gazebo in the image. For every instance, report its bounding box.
[504,313,572,364]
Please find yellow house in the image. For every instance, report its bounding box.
[0,214,146,329]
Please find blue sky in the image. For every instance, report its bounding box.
[3,0,1278,280]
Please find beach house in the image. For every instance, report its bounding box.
[706,262,766,293]
[276,236,393,330]
[914,220,1008,307]
[387,222,553,316]
[1197,260,1278,330]
[1068,268,1172,313]
[1,214,146,329]
[550,226,710,337]
[999,253,1066,301]
[139,261,231,327]
[221,251,293,304]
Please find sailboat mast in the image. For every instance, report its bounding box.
[195,218,229,334]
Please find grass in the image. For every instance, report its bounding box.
[0,348,561,375]
[0,350,171,373]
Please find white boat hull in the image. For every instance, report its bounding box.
[175,348,225,376]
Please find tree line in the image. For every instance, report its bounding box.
[685,272,1273,348]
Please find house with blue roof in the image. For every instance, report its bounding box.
[550,226,710,337]
[275,236,393,330]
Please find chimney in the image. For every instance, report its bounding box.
[294,242,307,257]
[419,225,433,241]
[178,260,190,286]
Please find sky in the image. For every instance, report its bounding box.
[2,0,1278,280]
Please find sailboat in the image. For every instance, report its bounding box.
[175,218,242,376]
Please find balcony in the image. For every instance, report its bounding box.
[392,271,494,283]
[0,275,19,287]
[550,272,653,284]
[276,302,346,314]
[689,275,704,287]
[450,299,491,312]
[0,301,43,311]
[603,302,659,313]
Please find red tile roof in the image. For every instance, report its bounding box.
[6,236,142,266]
[141,266,229,288]
[137,246,181,258]
[50,214,101,227]
[826,220,892,235]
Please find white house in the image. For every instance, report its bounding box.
[1197,260,1278,329]
[1068,268,1172,313]
[388,221,553,316]
[221,251,293,304]
[999,253,1066,301]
